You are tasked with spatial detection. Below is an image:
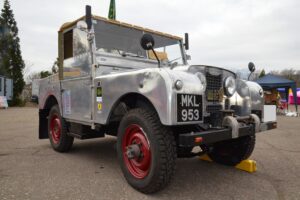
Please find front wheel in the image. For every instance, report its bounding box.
[117,108,176,194]
[207,135,256,166]
[48,105,74,152]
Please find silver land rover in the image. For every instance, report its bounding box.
[38,6,277,193]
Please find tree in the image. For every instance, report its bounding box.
[0,18,9,75]
[40,71,52,78]
[259,69,265,78]
[281,68,296,80]
[269,70,280,75]
[1,0,25,105]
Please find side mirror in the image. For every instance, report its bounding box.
[184,33,189,50]
[140,34,155,50]
[248,62,256,72]
[140,34,161,68]
[86,5,92,30]
[248,62,256,81]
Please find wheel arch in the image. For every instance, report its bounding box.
[107,92,160,124]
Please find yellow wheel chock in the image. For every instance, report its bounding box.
[199,154,257,173]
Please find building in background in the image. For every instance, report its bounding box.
[0,75,13,100]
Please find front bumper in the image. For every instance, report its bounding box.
[178,121,277,148]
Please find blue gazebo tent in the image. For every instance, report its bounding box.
[256,74,298,112]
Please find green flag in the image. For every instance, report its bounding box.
[108,0,116,20]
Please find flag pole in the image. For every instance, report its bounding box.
[108,0,116,20]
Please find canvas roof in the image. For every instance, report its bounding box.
[59,15,182,41]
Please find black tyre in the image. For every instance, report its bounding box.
[117,108,176,194]
[207,135,256,166]
[48,105,74,152]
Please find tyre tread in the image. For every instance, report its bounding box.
[120,108,176,194]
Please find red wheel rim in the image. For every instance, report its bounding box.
[122,124,151,179]
[50,114,61,144]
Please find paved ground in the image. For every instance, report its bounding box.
[0,108,300,200]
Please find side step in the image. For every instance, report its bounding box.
[67,122,105,140]
[199,154,257,173]
[67,132,104,140]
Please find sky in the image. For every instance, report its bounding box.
[3,0,300,74]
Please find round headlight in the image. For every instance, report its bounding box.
[224,76,236,97]
[175,80,183,90]
[196,72,207,91]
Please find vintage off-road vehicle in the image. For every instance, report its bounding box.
[39,6,277,193]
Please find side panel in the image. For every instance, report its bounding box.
[60,76,92,122]
[94,68,204,125]
[94,68,170,125]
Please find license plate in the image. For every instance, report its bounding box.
[177,94,203,122]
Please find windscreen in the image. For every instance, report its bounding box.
[94,20,179,58]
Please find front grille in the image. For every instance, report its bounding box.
[225,98,230,110]
[206,105,222,113]
[206,73,223,102]
[206,73,222,90]
[205,72,223,118]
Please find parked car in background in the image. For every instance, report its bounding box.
[31,79,40,103]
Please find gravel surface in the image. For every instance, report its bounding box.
[0,107,300,200]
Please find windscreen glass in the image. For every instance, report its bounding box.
[94,20,183,65]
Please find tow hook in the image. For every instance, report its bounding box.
[250,114,261,133]
[222,116,239,138]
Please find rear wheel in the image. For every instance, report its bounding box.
[207,135,256,166]
[117,108,176,194]
[48,105,74,152]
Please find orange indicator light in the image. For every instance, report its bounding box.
[195,137,203,143]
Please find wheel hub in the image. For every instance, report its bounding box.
[126,144,142,160]
[122,124,151,179]
[50,114,61,144]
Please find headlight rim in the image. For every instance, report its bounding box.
[224,76,236,97]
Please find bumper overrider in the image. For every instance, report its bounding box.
[178,114,277,148]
